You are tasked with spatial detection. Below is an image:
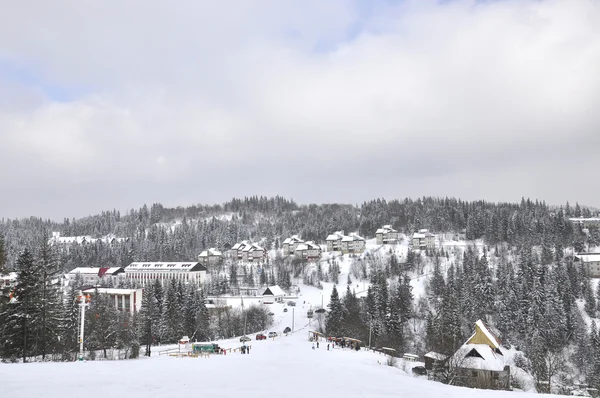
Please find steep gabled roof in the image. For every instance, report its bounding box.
[467,319,501,349]
[263,285,285,297]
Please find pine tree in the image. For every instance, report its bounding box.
[139,283,157,356]
[36,240,63,360]
[326,285,343,337]
[161,278,183,343]
[0,250,37,361]
[86,290,118,359]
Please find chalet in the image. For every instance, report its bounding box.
[282,235,304,255]
[198,248,223,266]
[341,233,366,254]
[124,262,207,287]
[262,285,285,303]
[411,229,436,250]
[65,267,125,286]
[231,241,250,259]
[574,253,600,278]
[82,287,143,312]
[376,225,399,244]
[448,319,510,390]
[242,243,266,263]
[326,231,345,252]
[294,241,322,260]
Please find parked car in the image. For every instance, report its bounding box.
[412,366,427,376]
[287,301,296,306]
[268,312,275,316]
[283,308,288,312]
[268,332,278,338]
[283,327,291,334]
[256,333,266,340]
[240,336,251,342]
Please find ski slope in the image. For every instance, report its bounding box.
[1,297,569,398]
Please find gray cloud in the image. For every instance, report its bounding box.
[1,0,599,220]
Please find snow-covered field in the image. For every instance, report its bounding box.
[0,314,568,398]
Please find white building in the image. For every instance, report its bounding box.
[411,229,436,250]
[82,287,143,312]
[49,232,129,248]
[574,253,600,278]
[294,241,322,260]
[0,272,17,289]
[282,235,304,255]
[124,262,207,287]
[262,285,285,303]
[569,217,600,228]
[326,231,345,252]
[64,267,125,286]
[198,248,223,266]
[341,233,366,254]
[375,225,399,244]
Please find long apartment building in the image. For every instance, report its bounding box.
[124,262,207,287]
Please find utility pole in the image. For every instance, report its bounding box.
[368,317,373,350]
[78,291,91,361]
[292,308,295,333]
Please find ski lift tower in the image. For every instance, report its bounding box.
[77,291,91,361]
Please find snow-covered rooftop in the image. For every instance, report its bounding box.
[376,225,397,234]
[263,285,285,297]
[82,287,141,295]
[126,262,206,272]
[199,248,223,257]
[575,253,600,262]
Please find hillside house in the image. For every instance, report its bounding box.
[198,248,223,266]
[574,253,600,278]
[341,233,366,254]
[82,287,143,312]
[262,285,285,303]
[282,235,304,255]
[294,241,322,260]
[412,229,436,250]
[376,225,399,244]
[124,262,207,287]
[448,319,510,390]
[326,231,345,252]
[242,243,266,262]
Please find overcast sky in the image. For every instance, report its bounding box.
[1,0,599,220]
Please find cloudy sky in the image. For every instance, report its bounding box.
[1,0,599,220]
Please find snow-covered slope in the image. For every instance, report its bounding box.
[1,299,570,398]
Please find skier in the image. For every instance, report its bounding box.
[312,343,315,350]
[327,344,330,351]
[316,341,319,349]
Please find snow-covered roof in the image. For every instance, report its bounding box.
[242,243,264,252]
[295,241,320,252]
[452,344,506,372]
[412,229,434,239]
[424,352,447,361]
[575,253,600,263]
[67,267,124,276]
[283,235,303,245]
[326,231,345,241]
[263,285,285,297]
[376,225,398,234]
[342,233,365,242]
[199,248,223,257]
[126,262,207,272]
[232,241,251,251]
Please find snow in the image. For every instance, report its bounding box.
[453,344,507,371]
[0,318,569,398]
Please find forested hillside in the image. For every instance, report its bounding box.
[1,196,600,394]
